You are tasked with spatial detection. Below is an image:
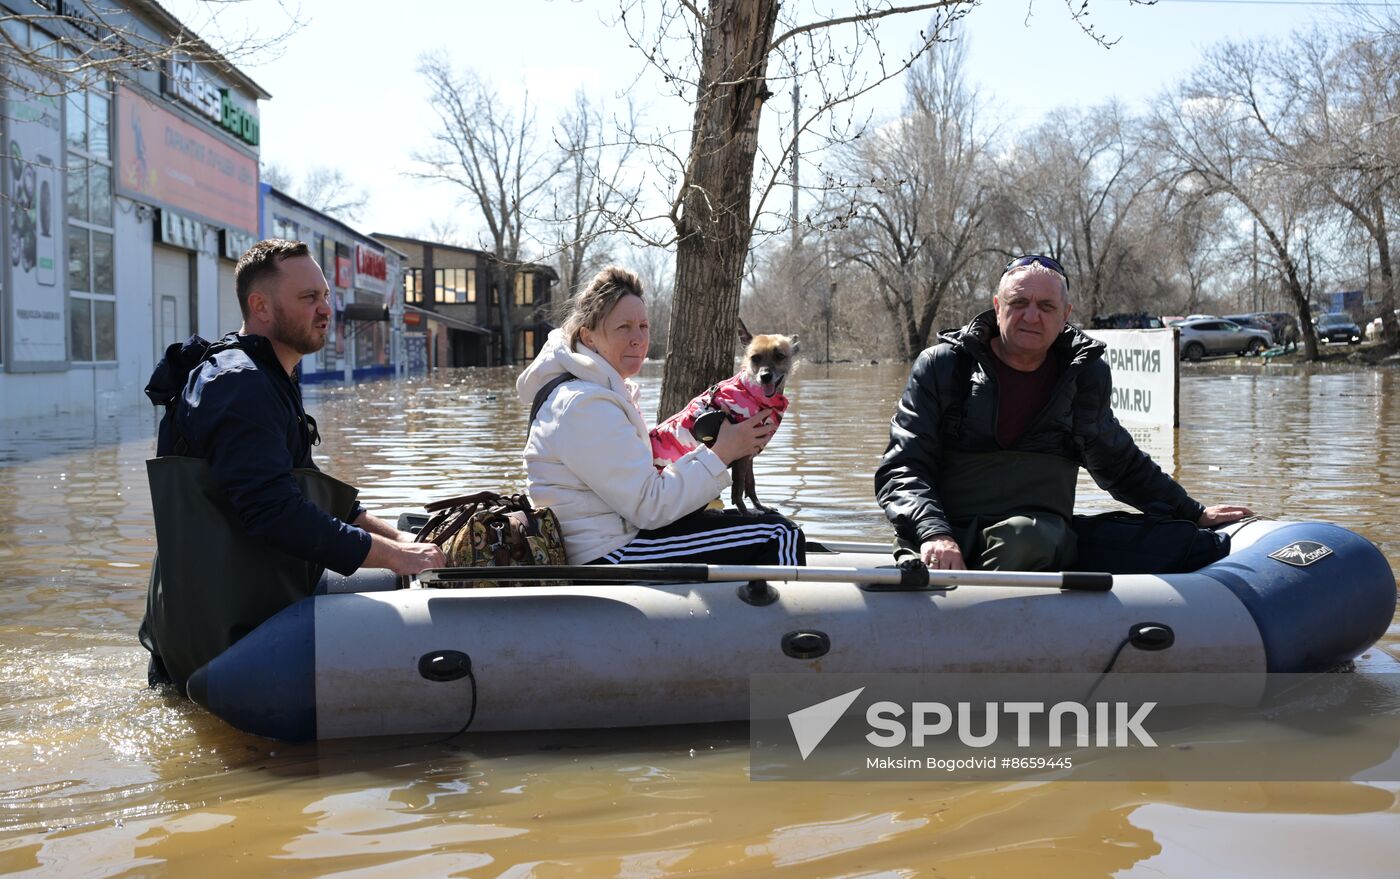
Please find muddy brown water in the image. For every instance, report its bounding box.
[1,363,1398,877]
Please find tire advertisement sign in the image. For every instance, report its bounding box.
[1082,328,1178,428]
[3,64,66,370]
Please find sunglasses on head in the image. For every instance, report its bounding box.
[1004,254,1069,290]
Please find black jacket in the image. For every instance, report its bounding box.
[874,311,1203,544]
[145,333,371,575]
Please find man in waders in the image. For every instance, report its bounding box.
[874,255,1252,572]
[139,239,444,691]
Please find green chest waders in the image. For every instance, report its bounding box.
[937,450,1080,570]
[142,457,359,692]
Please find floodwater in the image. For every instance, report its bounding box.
[1,362,1398,877]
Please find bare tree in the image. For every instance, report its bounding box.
[411,55,563,362]
[1148,39,1322,359]
[549,89,642,298]
[1006,102,1156,319]
[261,163,369,221]
[616,0,994,417]
[299,166,369,221]
[0,3,300,94]
[1276,22,1400,350]
[612,0,1152,418]
[832,34,993,360]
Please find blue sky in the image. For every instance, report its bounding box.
[165,0,1366,251]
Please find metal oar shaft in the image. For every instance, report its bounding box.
[417,564,1111,591]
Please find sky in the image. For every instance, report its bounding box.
[163,0,1373,255]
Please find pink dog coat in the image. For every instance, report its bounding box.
[649,373,789,468]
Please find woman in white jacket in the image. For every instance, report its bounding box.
[517,266,805,566]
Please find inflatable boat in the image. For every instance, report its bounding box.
[187,518,1396,741]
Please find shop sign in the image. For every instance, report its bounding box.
[158,209,205,251]
[116,87,258,232]
[162,56,260,147]
[220,229,256,261]
[355,245,386,281]
[354,244,387,295]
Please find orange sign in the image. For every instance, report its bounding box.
[115,86,258,233]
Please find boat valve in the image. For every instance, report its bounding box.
[1128,623,1175,651]
[419,650,473,682]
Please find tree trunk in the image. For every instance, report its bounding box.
[1374,197,1399,351]
[658,0,780,421]
[1283,263,1319,360]
[496,264,516,363]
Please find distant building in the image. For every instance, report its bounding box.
[260,186,407,383]
[371,234,559,368]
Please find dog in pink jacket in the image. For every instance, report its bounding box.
[650,321,798,514]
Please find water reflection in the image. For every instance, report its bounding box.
[0,363,1397,877]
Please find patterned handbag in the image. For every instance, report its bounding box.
[416,491,568,588]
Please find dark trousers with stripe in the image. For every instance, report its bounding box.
[594,508,806,566]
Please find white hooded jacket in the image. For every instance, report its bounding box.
[516,328,732,563]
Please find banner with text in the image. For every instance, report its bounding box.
[1083,328,1177,427]
[4,65,66,368]
[115,86,258,234]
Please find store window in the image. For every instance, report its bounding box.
[272,215,297,241]
[404,268,423,304]
[434,267,475,303]
[514,271,535,306]
[67,80,115,363]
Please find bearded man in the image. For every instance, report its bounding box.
[139,239,442,691]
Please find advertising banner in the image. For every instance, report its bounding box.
[354,243,387,296]
[115,86,257,233]
[4,64,66,369]
[1083,328,1178,427]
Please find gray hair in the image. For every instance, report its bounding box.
[998,260,1069,302]
[562,266,646,347]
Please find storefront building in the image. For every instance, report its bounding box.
[261,186,407,383]
[0,1,265,419]
[371,234,558,368]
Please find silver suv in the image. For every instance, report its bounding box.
[1176,318,1273,361]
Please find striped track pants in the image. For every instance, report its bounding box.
[596,508,806,566]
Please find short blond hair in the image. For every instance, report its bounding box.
[562,266,645,347]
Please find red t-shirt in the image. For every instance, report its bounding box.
[987,347,1062,448]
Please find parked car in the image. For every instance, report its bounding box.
[1090,312,1166,329]
[1224,313,1275,335]
[1313,312,1363,345]
[1176,318,1274,361]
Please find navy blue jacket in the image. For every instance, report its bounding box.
[146,333,371,575]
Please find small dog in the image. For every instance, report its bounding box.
[650,319,798,514]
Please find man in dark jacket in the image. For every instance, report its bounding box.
[875,255,1251,571]
[141,239,442,688]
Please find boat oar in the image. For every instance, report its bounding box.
[416,563,1112,591]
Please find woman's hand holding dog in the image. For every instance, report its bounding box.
[712,413,774,465]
